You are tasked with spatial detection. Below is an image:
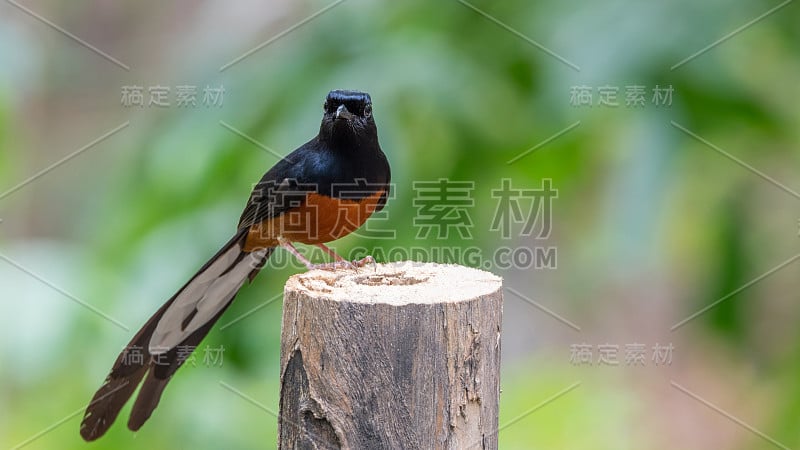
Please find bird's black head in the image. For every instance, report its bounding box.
[319,90,377,149]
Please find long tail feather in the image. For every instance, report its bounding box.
[127,294,239,431]
[80,230,273,441]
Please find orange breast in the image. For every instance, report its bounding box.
[243,190,384,250]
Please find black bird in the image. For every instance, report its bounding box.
[80,90,391,441]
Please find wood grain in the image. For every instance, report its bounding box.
[278,262,503,449]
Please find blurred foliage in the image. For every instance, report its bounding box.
[1,0,799,448]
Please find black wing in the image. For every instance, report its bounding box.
[237,143,321,230]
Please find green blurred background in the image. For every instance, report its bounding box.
[1,0,799,448]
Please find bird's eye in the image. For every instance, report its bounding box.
[364,104,372,117]
[323,101,328,111]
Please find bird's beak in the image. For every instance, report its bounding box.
[335,104,354,121]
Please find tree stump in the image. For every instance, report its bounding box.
[278,262,503,450]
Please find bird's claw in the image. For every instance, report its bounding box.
[308,255,376,272]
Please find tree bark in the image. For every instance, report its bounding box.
[278,262,503,450]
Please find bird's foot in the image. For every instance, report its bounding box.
[308,255,376,272]
[352,255,376,269]
[308,260,356,271]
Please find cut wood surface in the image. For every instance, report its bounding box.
[278,261,503,450]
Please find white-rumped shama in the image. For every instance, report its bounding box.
[80,90,391,441]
